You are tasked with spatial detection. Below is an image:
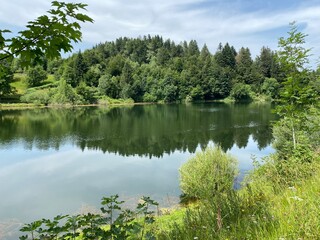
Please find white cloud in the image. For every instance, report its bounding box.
[0,0,50,26]
[1,0,320,63]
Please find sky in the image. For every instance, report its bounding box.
[1,0,320,66]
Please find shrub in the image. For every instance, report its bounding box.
[98,96,134,105]
[261,78,280,99]
[272,106,320,161]
[20,90,50,105]
[180,147,238,201]
[230,83,253,102]
[76,81,98,104]
[178,148,239,234]
[143,92,157,102]
[50,79,84,105]
[189,85,204,101]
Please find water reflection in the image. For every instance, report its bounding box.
[0,103,276,155]
[0,146,187,221]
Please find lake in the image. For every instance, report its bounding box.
[0,102,276,239]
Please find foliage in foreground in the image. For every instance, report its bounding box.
[157,148,275,240]
[0,1,93,99]
[156,115,320,239]
[19,195,158,240]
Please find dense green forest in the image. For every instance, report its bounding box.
[3,35,311,105]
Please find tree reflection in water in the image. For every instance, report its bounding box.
[0,102,276,156]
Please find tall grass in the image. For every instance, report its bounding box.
[155,146,320,239]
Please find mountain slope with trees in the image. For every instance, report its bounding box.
[4,35,298,105]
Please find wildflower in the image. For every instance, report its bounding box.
[194,237,198,240]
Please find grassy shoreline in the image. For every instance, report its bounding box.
[0,101,154,110]
[0,97,272,110]
[152,157,320,239]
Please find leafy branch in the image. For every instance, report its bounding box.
[0,1,93,68]
[19,195,159,240]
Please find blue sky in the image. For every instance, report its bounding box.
[1,0,320,65]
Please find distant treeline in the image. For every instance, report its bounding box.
[9,35,317,104]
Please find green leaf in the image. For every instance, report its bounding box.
[75,13,94,22]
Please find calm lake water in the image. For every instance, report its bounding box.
[0,102,276,239]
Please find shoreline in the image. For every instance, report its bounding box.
[0,98,272,110]
[0,101,156,110]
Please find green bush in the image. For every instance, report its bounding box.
[143,92,157,102]
[189,85,204,101]
[261,77,280,99]
[76,81,98,104]
[272,107,320,161]
[180,147,238,201]
[162,148,274,239]
[178,147,240,236]
[20,90,50,105]
[98,96,134,105]
[50,79,84,105]
[230,83,253,102]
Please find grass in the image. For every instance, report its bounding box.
[260,160,320,239]
[149,149,320,239]
[10,73,57,95]
[0,103,45,109]
[43,74,56,84]
[11,73,28,95]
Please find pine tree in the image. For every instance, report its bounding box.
[236,47,254,84]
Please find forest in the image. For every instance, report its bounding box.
[2,34,310,105]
